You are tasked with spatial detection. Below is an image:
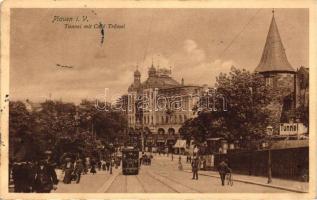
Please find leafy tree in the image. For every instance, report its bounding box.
[9,101,40,161]
[180,67,276,144]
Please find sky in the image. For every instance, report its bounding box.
[10,8,309,104]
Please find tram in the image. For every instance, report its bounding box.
[122,146,139,175]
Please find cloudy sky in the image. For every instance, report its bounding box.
[10,8,308,104]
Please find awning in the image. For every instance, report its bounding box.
[173,140,186,148]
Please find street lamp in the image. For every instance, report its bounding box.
[266,125,273,184]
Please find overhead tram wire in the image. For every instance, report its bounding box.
[218,9,262,59]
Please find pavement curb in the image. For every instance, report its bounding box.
[183,170,307,193]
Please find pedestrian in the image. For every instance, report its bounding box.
[33,159,58,193]
[189,155,192,163]
[106,159,111,171]
[74,159,84,184]
[191,157,199,180]
[178,156,183,171]
[101,159,106,170]
[97,160,102,171]
[12,161,32,192]
[90,160,97,174]
[217,159,231,186]
[62,158,74,184]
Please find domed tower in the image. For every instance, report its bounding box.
[134,68,141,85]
[148,63,157,77]
[128,66,141,92]
[255,10,296,126]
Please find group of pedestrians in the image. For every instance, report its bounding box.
[10,152,122,193]
[190,156,232,186]
[62,158,84,184]
[11,158,58,193]
[140,153,153,166]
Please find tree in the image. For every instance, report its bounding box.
[180,67,276,144]
[9,101,40,161]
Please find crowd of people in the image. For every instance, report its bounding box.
[10,151,122,193]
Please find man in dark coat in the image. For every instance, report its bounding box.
[63,159,74,184]
[74,159,84,184]
[33,160,58,193]
[191,157,200,180]
[12,162,33,192]
[217,159,231,186]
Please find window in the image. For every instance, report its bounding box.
[265,77,273,86]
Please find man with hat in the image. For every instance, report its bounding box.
[217,158,231,186]
[191,157,200,180]
[11,160,33,192]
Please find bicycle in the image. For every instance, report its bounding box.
[226,173,233,186]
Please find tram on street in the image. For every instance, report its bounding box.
[121,146,139,175]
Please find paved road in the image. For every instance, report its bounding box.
[54,155,290,193]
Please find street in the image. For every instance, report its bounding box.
[54,154,289,193]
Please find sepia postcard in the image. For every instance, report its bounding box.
[0,0,316,199]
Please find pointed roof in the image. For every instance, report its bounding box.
[255,12,295,73]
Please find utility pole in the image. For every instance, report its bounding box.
[267,125,273,184]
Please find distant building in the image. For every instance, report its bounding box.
[127,64,203,152]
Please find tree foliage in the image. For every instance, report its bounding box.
[9,99,128,163]
[180,67,275,143]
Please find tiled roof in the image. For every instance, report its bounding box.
[255,15,295,73]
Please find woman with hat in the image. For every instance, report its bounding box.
[33,159,58,193]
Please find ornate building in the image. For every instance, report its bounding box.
[127,64,202,152]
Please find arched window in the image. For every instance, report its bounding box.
[158,128,165,134]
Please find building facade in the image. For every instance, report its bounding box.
[127,64,202,152]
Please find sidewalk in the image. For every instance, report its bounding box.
[54,169,118,193]
[153,153,309,193]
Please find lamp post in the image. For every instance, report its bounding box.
[266,125,273,184]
